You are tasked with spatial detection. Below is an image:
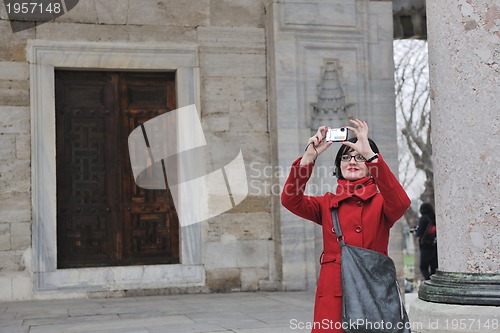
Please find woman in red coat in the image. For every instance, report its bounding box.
[281,119,411,333]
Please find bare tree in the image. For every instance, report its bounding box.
[394,40,434,283]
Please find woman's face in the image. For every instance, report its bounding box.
[340,151,370,181]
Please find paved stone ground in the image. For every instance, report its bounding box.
[0,291,418,333]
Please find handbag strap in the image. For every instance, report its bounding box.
[331,208,346,247]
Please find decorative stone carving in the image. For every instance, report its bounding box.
[311,61,353,129]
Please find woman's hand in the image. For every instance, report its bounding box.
[300,126,333,165]
[344,119,377,160]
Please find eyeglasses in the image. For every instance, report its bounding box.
[341,154,366,162]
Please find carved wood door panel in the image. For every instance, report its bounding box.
[120,73,179,265]
[56,71,179,268]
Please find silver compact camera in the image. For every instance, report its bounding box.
[325,127,349,142]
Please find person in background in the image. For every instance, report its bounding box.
[416,202,438,280]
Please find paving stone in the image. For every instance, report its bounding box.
[0,291,418,333]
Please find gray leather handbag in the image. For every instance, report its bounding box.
[331,208,411,333]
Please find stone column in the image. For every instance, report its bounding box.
[410,1,500,332]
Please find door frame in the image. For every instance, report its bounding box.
[29,40,204,294]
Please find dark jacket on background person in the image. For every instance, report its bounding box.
[416,203,437,247]
[416,202,438,280]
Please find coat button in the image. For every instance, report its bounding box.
[357,201,363,207]
[355,225,362,233]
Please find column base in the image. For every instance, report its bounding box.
[418,270,500,305]
[409,298,500,333]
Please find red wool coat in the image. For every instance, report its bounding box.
[281,155,411,333]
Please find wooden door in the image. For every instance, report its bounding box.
[56,71,180,268]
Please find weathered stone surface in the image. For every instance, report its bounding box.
[0,79,29,106]
[128,25,198,43]
[202,99,267,136]
[243,77,267,101]
[200,53,266,77]
[0,106,29,134]
[204,240,270,269]
[229,196,271,214]
[36,22,129,42]
[241,267,268,291]
[0,223,10,251]
[0,62,29,106]
[239,132,270,163]
[0,276,12,301]
[209,0,265,28]
[0,12,35,61]
[198,26,266,53]
[0,134,15,159]
[0,1,7,20]
[281,1,357,29]
[202,112,230,132]
[55,0,98,23]
[206,212,271,242]
[95,0,129,25]
[10,222,31,250]
[202,77,245,103]
[203,131,270,171]
[0,159,30,193]
[0,61,28,80]
[15,134,30,160]
[206,268,241,292]
[0,250,25,272]
[0,192,30,223]
[127,0,210,27]
[11,274,32,301]
[229,100,267,133]
[0,21,35,62]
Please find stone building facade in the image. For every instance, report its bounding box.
[0,0,399,301]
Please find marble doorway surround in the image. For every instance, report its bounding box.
[28,40,204,294]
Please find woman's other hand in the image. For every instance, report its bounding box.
[344,119,377,160]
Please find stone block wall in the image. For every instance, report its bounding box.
[0,0,275,301]
[0,40,33,301]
